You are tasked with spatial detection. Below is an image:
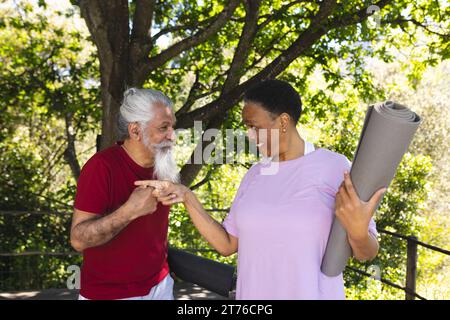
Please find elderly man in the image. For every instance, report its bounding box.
[70,88,179,300]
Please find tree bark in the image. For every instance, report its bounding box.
[79,0,130,150]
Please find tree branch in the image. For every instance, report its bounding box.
[179,0,262,186]
[175,0,396,130]
[175,70,202,116]
[385,18,449,38]
[247,30,295,71]
[129,0,155,84]
[133,0,240,85]
[175,62,224,117]
[222,0,261,94]
[257,0,311,31]
[189,165,216,191]
[152,16,216,42]
[176,0,340,130]
[63,113,81,180]
[326,0,391,29]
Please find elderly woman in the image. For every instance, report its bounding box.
[136,80,385,300]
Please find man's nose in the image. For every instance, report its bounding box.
[166,127,176,141]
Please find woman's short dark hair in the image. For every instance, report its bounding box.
[244,79,302,124]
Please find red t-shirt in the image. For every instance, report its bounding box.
[74,141,170,299]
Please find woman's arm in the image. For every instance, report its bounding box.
[183,189,238,256]
[348,232,379,261]
[335,171,386,261]
[134,180,238,256]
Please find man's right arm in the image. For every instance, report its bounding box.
[70,186,157,252]
[70,206,132,252]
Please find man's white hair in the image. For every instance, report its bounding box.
[117,87,173,139]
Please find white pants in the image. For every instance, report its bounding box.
[78,274,174,300]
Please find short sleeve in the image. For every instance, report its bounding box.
[345,157,352,171]
[74,156,111,215]
[222,201,239,238]
[369,217,379,237]
[222,165,258,238]
[320,154,352,197]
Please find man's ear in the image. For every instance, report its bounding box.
[128,122,141,141]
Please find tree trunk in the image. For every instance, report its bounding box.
[79,0,129,150]
[99,77,125,150]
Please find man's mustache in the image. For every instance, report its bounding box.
[151,141,175,150]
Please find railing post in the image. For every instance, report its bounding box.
[405,236,418,300]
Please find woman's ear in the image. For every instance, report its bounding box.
[280,113,291,133]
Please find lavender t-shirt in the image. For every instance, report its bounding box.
[222,145,378,300]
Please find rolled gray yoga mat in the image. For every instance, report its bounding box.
[321,101,422,277]
[168,247,236,297]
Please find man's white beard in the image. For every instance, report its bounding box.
[144,139,180,183]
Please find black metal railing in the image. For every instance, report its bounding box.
[0,210,449,300]
[349,228,449,300]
